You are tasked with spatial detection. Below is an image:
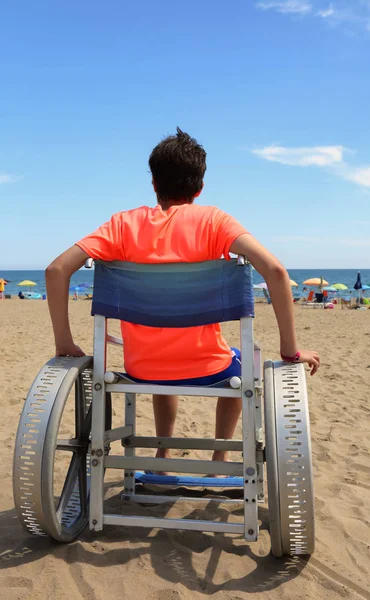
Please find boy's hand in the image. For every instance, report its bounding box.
[46,245,90,361]
[56,342,85,357]
[298,349,320,376]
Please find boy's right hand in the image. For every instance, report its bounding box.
[55,342,85,357]
[297,349,320,376]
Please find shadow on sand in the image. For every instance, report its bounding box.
[0,484,308,595]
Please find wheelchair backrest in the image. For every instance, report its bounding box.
[91,258,254,327]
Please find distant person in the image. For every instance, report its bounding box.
[45,127,320,471]
[0,278,4,300]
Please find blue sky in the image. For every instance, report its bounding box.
[1,0,370,269]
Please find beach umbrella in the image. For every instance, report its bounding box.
[362,284,370,290]
[354,271,362,290]
[18,280,37,291]
[332,283,348,291]
[70,285,84,299]
[354,271,362,303]
[323,286,337,292]
[290,279,298,287]
[254,282,268,289]
[18,280,37,286]
[332,283,348,304]
[303,277,329,287]
[77,283,93,290]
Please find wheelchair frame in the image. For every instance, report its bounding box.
[13,257,315,556]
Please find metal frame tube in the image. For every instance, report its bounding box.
[124,393,136,494]
[104,426,133,444]
[89,315,107,531]
[103,514,244,534]
[107,334,123,346]
[121,494,242,505]
[105,455,243,476]
[240,317,258,541]
[106,382,241,398]
[253,344,265,502]
[121,436,243,451]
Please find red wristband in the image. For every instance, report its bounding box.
[280,351,301,362]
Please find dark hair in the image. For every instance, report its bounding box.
[149,127,206,202]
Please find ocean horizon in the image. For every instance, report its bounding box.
[1,267,370,297]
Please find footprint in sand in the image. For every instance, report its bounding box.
[157,590,182,600]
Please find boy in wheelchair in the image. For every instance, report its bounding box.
[45,127,320,471]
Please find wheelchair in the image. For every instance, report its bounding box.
[13,256,315,556]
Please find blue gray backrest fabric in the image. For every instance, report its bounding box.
[92,259,254,327]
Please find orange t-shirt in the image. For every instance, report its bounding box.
[76,204,248,380]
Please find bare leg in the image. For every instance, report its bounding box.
[212,396,242,467]
[152,394,241,476]
[152,394,178,474]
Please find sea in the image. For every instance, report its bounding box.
[2,268,370,298]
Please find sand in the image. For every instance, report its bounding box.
[0,298,369,600]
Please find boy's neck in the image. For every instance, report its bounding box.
[158,198,194,210]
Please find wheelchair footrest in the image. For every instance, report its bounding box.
[135,471,243,487]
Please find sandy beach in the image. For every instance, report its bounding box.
[1,299,369,600]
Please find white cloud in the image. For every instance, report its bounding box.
[256,1,370,32]
[317,4,335,18]
[251,144,370,189]
[0,173,20,184]
[339,239,370,247]
[341,166,370,187]
[256,1,312,14]
[252,145,344,167]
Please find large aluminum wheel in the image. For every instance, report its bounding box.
[13,356,112,542]
[264,360,315,556]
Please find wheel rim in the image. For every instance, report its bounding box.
[13,356,112,542]
[274,361,315,555]
[264,360,315,556]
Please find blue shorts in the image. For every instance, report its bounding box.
[127,347,241,386]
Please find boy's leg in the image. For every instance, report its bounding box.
[212,397,242,463]
[153,394,178,471]
[152,394,242,475]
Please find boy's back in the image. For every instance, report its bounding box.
[45,126,319,466]
[77,203,247,380]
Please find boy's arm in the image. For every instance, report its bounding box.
[230,234,320,375]
[46,245,90,356]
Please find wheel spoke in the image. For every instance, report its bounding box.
[56,438,86,451]
[78,453,89,515]
[75,378,85,438]
[81,404,92,440]
[75,373,92,441]
[56,454,82,520]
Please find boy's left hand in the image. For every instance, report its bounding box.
[55,342,85,357]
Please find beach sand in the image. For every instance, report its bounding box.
[1,299,369,600]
